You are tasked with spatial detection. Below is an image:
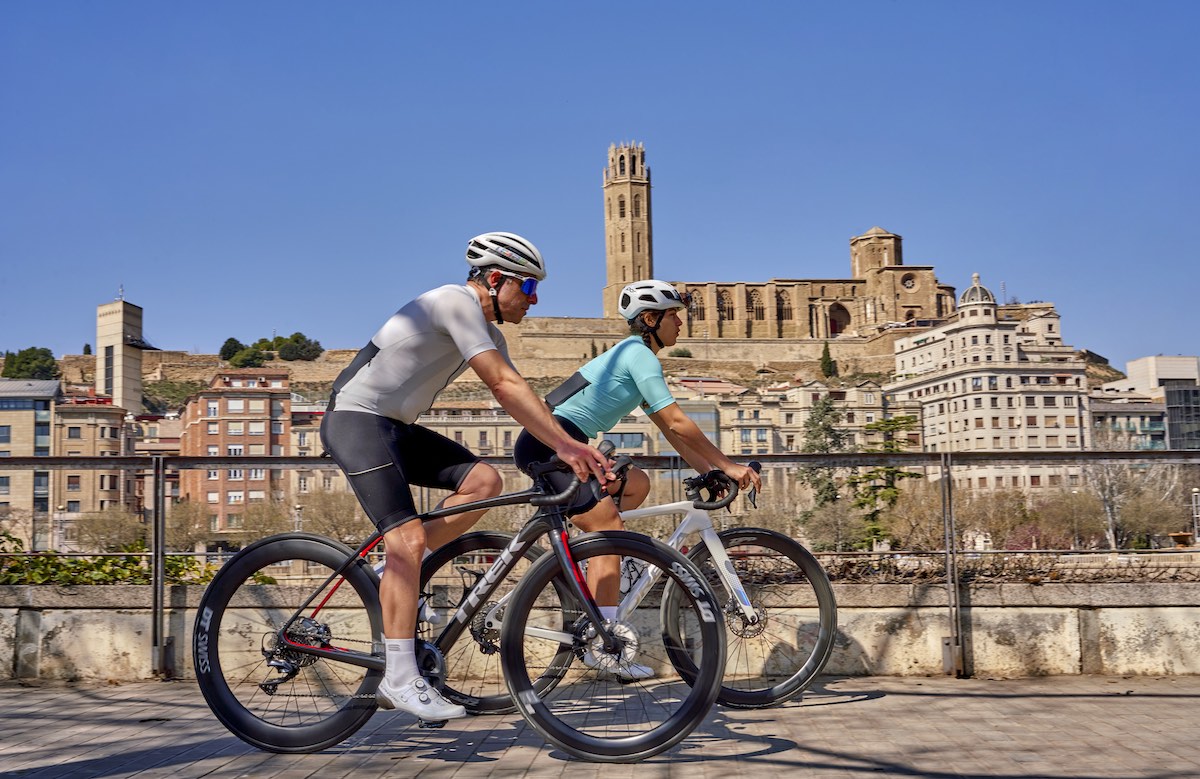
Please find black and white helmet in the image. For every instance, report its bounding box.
[466,232,546,280]
[618,280,689,320]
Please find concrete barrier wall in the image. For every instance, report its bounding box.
[3,583,1199,681]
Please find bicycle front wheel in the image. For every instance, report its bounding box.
[193,533,383,753]
[500,531,725,762]
[419,531,574,714]
[664,528,837,709]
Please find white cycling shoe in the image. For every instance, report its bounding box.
[376,678,466,720]
[581,651,656,681]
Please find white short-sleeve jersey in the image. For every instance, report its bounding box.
[330,284,508,423]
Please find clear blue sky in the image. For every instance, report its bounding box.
[2,2,1196,372]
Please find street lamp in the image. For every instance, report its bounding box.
[54,505,66,552]
[293,504,304,532]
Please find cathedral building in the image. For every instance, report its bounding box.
[600,142,958,343]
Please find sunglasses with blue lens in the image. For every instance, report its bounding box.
[499,271,538,296]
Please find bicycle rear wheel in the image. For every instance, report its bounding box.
[419,532,574,714]
[664,528,836,709]
[500,531,725,762]
[193,533,383,753]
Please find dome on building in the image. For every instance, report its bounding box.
[958,273,995,305]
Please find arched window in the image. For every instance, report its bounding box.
[620,232,626,252]
[776,290,792,320]
[633,195,641,217]
[689,289,706,320]
[619,155,626,175]
[718,290,734,321]
[618,196,626,218]
[748,290,765,320]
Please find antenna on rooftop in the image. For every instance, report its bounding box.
[118,284,125,301]
[1000,281,1007,305]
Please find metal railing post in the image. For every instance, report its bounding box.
[940,452,966,677]
[151,455,167,677]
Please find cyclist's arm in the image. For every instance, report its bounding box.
[649,402,762,491]
[468,349,611,483]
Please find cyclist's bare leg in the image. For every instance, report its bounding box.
[381,463,503,640]
[380,521,427,640]
[569,498,624,606]
[422,462,503,551]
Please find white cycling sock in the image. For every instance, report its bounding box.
[384,638,420,687]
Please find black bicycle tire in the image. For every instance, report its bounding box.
[193,533,383,753]
[500,530,725,762]
[662,527,837,709]
[418,531,575,714]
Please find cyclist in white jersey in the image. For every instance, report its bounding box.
[322,232,612,720]
[514,279,761,679]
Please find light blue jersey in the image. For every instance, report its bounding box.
[554,337,675,438]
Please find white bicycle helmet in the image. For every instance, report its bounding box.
[465,232,546,280]
[618,280,689,321]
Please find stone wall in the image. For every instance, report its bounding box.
[4,583,1198,681]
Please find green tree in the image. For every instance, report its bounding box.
[798,394,849,506]
[667,347,693,358]
[82,343,92,356]
[1,347,60,380]
[229,347,268,368]
[846,416,923,545]
[219,338,246,361]
[819,342,837,379]
[277,332,324,361]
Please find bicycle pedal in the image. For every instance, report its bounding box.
[417,718,448,729]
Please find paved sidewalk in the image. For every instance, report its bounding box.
[1,675,1197,779]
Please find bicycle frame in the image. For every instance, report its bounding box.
[268,491,622,676]
[617,500,759,625]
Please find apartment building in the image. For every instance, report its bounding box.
[885,274,1088,491]
[179,369,292,532]
[1087,393,1167,450]
[0,380,129,550]
[1100,355,1200,450]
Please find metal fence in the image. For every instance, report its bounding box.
[3,449,1200,677]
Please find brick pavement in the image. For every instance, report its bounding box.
[1,675,1197,779]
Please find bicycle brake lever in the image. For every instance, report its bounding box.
[745,460,762,509]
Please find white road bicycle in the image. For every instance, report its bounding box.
[419,456,837,713]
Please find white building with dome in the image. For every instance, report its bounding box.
[884,274,1089,492]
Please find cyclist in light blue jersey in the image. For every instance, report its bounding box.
[514,279,761,679]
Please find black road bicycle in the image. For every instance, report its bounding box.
[193,457,727,762]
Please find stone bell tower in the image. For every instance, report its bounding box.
[602,142,654,318]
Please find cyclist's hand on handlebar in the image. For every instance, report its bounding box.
[723,463,762,493]
[556,439,615,485]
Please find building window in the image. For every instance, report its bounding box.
[228,491,244,504]
[206,469,219,480]
[67,500,80,512]
[0,476,8,495]
[618,196,626,218]
[227,445,244,456]
[227,514,243,529]
[228,422,244,436]
[298,476,309,493]
[207,445,219,456]
[249,421,265,436]
[67,426,82,439]
[271,421,284,435]
[227,399,244,413]
[249,399,266,413]
[0,426,9,444]
[207,422,219,435]
[207,402,219,417]
[67,474,81,491]
[248,490,266,503]
[249,468,265,481]
[228,469,244,480]
[207,492,219,504]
